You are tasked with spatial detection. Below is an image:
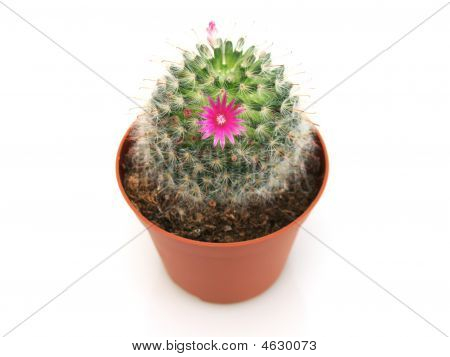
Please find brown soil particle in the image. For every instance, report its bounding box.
[121,136,325,243]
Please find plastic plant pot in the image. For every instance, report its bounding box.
[116,124,329,303]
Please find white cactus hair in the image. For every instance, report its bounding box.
[125,21,320,208]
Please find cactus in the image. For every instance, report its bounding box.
[126,22,316,207]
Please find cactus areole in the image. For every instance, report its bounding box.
[121,22,326,243]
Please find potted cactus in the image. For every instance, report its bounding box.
[117,22,328,303]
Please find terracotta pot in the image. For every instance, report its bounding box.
[116,125,329,303]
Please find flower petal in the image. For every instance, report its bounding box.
[225,130,235,144]
[202,131,213,139]
[201,107,215,116]
[219,131,226,149]
[226,99,236,111]
[221,92,227,111]
[200,112,212,120]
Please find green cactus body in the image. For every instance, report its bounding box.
[128,36,315,206]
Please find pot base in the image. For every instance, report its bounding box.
[171,270,282,304]
[149,224,297,303]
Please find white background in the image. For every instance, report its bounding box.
[0,0,449,355]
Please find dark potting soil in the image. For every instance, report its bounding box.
[121,136,325,243]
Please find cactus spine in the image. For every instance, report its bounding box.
[127,31,315,206]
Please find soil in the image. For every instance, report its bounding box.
[121,136,325,243]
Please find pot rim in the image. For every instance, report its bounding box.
[116,124,329,248]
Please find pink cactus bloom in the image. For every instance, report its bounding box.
[198,92,246,149]
[206,21,218,46]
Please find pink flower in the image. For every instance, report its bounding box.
[198,92,246,149]
[206,21,218,46]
